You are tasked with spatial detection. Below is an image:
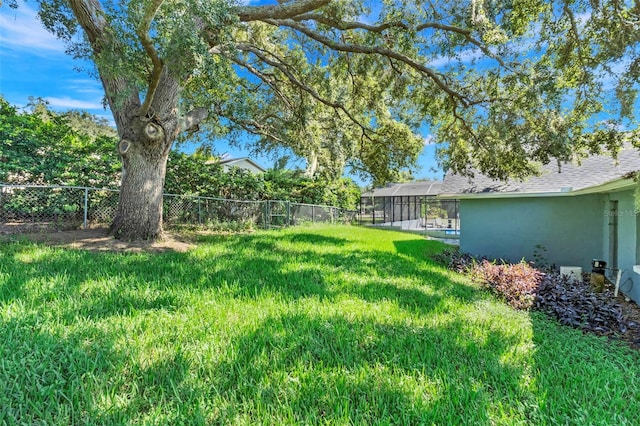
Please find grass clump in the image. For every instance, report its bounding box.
[1,225,640,424]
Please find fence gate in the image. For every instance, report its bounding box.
[265,200,290,229]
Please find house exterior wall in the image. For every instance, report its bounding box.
[604,190,640,303]
[459,191,640,304]
[459,194,606,271]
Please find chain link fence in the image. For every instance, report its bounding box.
[0,184,357,234]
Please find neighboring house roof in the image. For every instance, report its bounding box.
[362,180,442,197]
[216,157,266,173]
[440,148,640,199]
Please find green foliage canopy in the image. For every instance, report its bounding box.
[19,0,639,185]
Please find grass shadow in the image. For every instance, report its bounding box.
[393,238,448,260]
[11,226,631,422]
[192,229,348,247]
[209,312,531,423]
[0,245,185,321]
[1,228,481,321]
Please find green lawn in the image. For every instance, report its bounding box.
[1,225,639,424]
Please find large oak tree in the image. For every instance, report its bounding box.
[13,0,636,240]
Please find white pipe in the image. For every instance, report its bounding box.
[614,268,622,297]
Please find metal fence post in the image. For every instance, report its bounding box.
[83,187,89,229]
[198,198,202,225]
[286,201,291,227]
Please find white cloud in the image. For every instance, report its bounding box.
[428,47,487,68]
[0,2,66,55]
[64,78,104,95]
[44,96,104,110]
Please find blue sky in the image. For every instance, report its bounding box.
[0,1,442,184]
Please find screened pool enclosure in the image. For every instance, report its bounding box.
[360,181,460,235]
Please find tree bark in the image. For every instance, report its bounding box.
[110,138,169,240]
[108,69,183,241]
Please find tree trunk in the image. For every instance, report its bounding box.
[107,66,186,241]
[110,138,169,240]
[66,0,209,241]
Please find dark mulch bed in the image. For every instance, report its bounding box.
[535,274,640,349]
[433,248,640,349]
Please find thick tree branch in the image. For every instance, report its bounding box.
[137,0,165,118]
[182,107,209,132]
[235,43,373,138]
[67,0,141,134]
[292,13,409,32]
[263,19,472,107]
[67,0,106,45]
[237,0,330,22]
[290,15,507,68]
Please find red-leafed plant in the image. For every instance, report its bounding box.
[432,250,638,338]
[471,260,544,310]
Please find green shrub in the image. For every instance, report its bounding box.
[431,246,478,272]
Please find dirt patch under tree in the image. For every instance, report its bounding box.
[0,227,194,253]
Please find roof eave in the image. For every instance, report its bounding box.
[569,177,636,195]
[438,177,637,199]
[222,158,266,172]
